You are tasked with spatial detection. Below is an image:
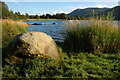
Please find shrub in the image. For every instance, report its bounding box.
[1,19,28,48]
[64,19,120,54]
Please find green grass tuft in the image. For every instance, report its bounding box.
[64,19,120,54]
[2,19,28,48]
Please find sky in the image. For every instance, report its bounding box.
[3,0,120,2]
[5,1,120,15]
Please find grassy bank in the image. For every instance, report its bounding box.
[2,19,28,48]
[64,19,120,54]
[2,47,120,78]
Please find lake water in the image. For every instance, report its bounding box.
[24,20,120,42]
[24,20,67,41]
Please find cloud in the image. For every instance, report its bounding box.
[68,4,108,11]
[67,6,87,12]
[118,1,120,6]
[96,4,108,8]
[52,9,70,14]
[71,6,87,10]
[36,10,70,15]
[79,6,87,9]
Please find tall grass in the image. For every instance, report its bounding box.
[0,20,2,47]
[64,18,120,54]
[2,19,28,48]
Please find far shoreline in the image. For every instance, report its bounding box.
[23,19,62,21]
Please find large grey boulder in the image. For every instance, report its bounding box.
[7,32,60,59]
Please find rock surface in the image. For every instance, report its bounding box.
[8,32,60,59]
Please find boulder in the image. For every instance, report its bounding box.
[7,32,60,59]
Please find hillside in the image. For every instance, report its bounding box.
[103,6,120,20]
[68,8,110,17]
[68,6,120,20]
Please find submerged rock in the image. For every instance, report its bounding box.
[7,32,60,59]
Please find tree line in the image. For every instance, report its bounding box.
[1,1,86,20]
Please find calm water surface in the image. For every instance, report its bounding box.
[24,20,120,41]
[24,20,67,41]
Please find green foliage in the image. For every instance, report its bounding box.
[2,19,28,48]
[2,49,120,78]
[25,13,29,19]
[1,1,69,20]
[40,13,68,20]
[1,1,29,20]
[1,1,10,19]
[64,18,120,54]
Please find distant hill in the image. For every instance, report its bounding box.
[68,8,110,17]
[68,6,120,20]
[103,6,120,20]
[113,6,120,20]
